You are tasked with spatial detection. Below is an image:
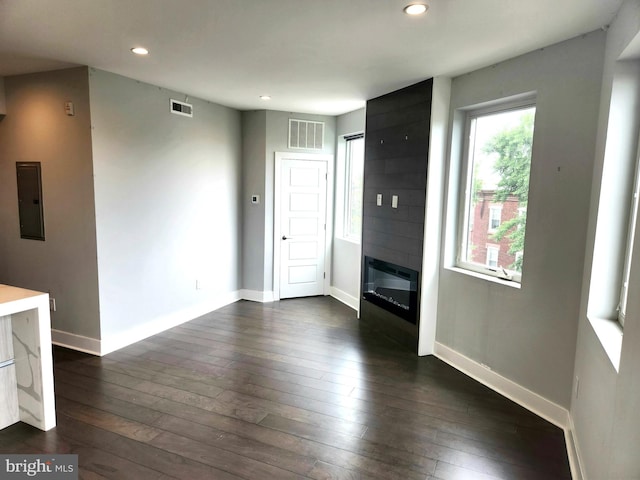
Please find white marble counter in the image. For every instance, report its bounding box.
[0,284,56,431]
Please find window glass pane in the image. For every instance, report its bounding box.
[619,164,640,325]
[345,136,364,240]
[461,105,536,279]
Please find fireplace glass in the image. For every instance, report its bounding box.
[362,256,419,324]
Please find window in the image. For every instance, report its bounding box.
[486,245,499,268]
[458,99,536,282]
[618,160,640,326]
[489,206,502,232]
[585,59,640,368]
[344,134,365,240]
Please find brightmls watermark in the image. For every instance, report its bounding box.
[0,455,77,479]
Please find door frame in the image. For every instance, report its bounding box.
[273,152,334,301]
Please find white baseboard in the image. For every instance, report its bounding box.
[53,290,254,357]
[565,413,586,480]
[240,289,274,303]
[330,286,359,311]
[434,342,569,429]
[100,290,241,356]
[51,329,101,356]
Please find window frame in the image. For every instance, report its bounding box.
[618,153,640,327]
[342,134,365,242]
[457,97,537,284]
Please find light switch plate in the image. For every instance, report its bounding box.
[392,195,398,209]
[376,194,383,206]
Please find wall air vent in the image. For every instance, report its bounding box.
[170,99,193,117]
[289,119,324,150]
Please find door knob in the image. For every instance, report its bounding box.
[282,235,288,240]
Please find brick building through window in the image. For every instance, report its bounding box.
[469,189,521,270]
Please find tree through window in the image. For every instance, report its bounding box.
[459,100,536,282]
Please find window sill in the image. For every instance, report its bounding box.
[336,236,361,246]
[587,316,622,372]
[446,266,521,289]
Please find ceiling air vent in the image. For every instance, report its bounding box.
[289,119,324,150]
[170,99,193,117]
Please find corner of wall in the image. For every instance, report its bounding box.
[329,286,359,311]
[0,67,101,341]
[565,413,587,480]
[418,76,452,356]
[434,342,569,429]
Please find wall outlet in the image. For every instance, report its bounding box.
[49,298,56,312]
[64,101,74,116]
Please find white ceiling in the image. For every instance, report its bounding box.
[0,0,624,115]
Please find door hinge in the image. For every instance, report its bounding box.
[323,272,326,279]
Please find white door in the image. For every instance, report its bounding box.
[278,158,328,299]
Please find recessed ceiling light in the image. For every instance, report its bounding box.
[260,95,271,101]
[130,47,149,55]
[404,4,428,15]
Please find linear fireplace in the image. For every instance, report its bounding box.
[362,256,419,324]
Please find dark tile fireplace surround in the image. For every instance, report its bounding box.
[360,79,432,351]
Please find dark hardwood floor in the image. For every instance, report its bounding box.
[0,297,571,479]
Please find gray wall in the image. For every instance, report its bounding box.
[265,111,336,293]
[241,111,268,292]
[336,109,365,141]
[89,69,242,343]
[572,1,640,478]
[332,108,365,306]
[438,31,606,408]
[0,67,101,339]
[241,110,336,295]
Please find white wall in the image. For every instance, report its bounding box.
[332,108,365,310]
[572,1,640,478]
[438,31,606,409]
[418,77,451,356]
[89,69,242,353]
[0,67,101,340]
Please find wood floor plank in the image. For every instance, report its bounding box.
[54,396,163,444]
[0,297,571,480]
[257,413,438,478]
[148,430,311,480]
[150,413,319,476]
[52,414,246,480]
[307,460,384,480]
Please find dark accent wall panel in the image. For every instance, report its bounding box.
[362,79,432,273]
